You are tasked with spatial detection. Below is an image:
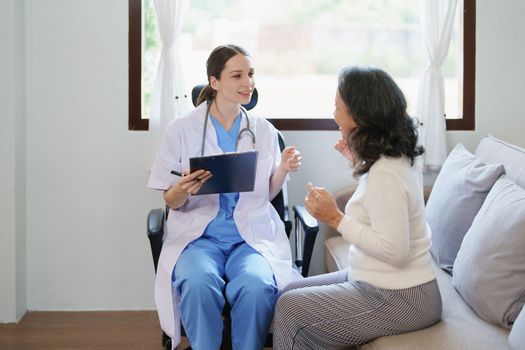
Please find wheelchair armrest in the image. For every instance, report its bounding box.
[282,204,293,239]
[293,205,318,230]
[148,208,165,236]
[283,203,290,222]
[147,208,165,273]
[292,205,319,277]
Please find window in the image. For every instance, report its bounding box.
[129,0,475,131]
[449,0,475,131]
[128,0,148,130]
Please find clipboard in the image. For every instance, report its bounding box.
[189,151,258,195]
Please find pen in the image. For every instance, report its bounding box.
[171,170,202,181]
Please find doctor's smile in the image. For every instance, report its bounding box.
[238,90,252,99]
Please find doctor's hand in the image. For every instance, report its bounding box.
[164,169,212,209]
[176,169,213,195]
[305,182,344,230]
[334,138,355,162]
[280,146,302,173]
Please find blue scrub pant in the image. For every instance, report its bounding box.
[173,237,278,350]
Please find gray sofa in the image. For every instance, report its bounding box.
[324,135,525,350]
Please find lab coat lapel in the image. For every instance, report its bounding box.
[193,102,222,156]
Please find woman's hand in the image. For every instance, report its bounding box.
[175,169,213,195]
[164,169,213,209]
[305,182,344,230]
[334,138,355,162]
[280,146,302,173]
[270,146,301,200]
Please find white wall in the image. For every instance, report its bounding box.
[1,0,524,314]
[14,0,27,322]
[24,0,159,311]
[0,0,18,322]
[0,0,26,323]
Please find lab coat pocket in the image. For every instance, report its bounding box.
[251,217,291,260]
[251,218,276,242]
[165,209,196,241]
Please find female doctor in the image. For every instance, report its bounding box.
[147,44,302,350]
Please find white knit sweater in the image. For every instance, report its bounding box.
[337,156,436,289]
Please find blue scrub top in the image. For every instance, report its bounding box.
[202,113,244,249]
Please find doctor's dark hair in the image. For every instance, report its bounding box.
[338,66,424,177]
[196,44,251,106]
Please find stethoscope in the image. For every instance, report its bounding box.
[200,104,256,156]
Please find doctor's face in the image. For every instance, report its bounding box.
[211,53,255,105]
[333,90,357,140]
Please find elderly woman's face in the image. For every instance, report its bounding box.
[333,90,357,139]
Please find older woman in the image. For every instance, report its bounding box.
[273,66,441,350]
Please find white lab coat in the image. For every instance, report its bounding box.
[147,102,300,349]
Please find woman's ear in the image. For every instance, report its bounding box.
[209,76,219,90]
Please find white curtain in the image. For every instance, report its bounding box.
[416,0,458,168]
[150,0,189,139]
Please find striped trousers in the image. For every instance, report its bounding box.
[273,271,442,350]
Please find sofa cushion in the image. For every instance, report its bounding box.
[360,262,509,350]
[452,176,525,328]
[509,306,525,350]
[475,135,525,188]
[425,143,504,274]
